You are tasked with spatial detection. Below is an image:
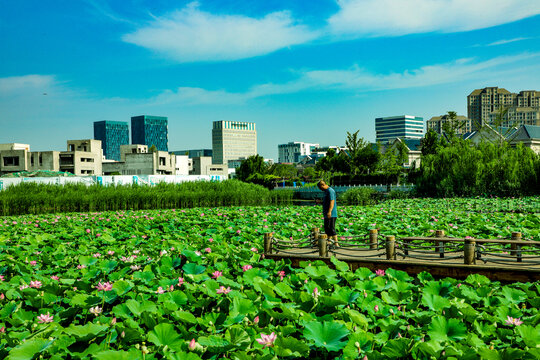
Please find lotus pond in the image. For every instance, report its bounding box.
[0,197,539,359]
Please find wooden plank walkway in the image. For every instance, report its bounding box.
[264,230,540,282]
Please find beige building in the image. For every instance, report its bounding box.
[427,114,472,135]
[0,143,31,175]
[212,120,257,166]
[102,144,176,175]
[1,141,101,176]
[190,156,228,177]
[58,140,103,175]
[468,87,540,129]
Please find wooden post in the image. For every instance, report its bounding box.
[386,235,395,260]
[264,233,272,254]
[464,239,475,265]
[511,232,521,258]
[369,229,378,250]
[436,230,445,258]
[318,234,328,257]
[312,228,320,247]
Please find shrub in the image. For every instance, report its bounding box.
[340,187,377,205]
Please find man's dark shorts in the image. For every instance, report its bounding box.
[324,217,337,236]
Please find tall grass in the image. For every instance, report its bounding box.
[0,180,293,216]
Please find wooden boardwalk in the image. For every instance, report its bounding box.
[264,230,540,282]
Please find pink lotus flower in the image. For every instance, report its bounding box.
[96,233,101,237]
[133,250,140,254]
[375,269,385,276]
[50,275,59,281]
[195,251,202,256]
[189,338,197,351]
[19,285,29,290]
[29,280,42,288]
[96,282,113,291]
[37,312,54,323]
[216,286,231,294]
[178,277,184,286]
[212,271,223,279]
[278,270,285,281]
[0,275,4,281]
[242,265,253,272]
[77,265,86,269]
[374,305,379,312]
[204,247,212,253]
[111,317,117,325]
[0,293,4,300]
[107,250,115,255]
[250,247,258,252]
[130,265,141,271]
[156,287,165,294]
[208,238,214,243]
[0,327,4,333]
[256,332,277,348]
[505,316,523,326]
[236,230,241,234]
[254,316,259,325]
[29,261,37,266]
[312,287,320,299]
[86,229,91,234]
[457,283,462,288]
[93,253,101,258]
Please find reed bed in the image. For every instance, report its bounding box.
[0,180,293,216]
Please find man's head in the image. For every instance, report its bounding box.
[317,180,329,190]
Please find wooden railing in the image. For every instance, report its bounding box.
[264,229,540,267]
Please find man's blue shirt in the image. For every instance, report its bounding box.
[322,187,338,218]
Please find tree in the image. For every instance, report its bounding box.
[378,140,408,183]
[421,129,442,156]
[269,163,298,179]
[148,144,158,153]
[236,155,268,182]
[301,167,317,182]
[345,130,368,175]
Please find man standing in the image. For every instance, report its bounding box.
[317,180,338,247]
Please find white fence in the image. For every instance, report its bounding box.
[0,175,225,191]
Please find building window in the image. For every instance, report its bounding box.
[3,156,20,166]
[69,144,75,151]
[159,157,166,166]
[39,154,43,166]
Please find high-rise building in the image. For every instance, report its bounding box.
[427,115,472,135]
[131,115,168,152]
[375,115,424,143]
[468,87,540,129]
[278,142,319,163]
[212,121,257,165]
[93,121,129,161]
[172,149,213,158]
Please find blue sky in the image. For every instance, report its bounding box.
[1,0,540,160]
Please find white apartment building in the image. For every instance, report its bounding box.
[212,121,257,166]
[278,142,320,163]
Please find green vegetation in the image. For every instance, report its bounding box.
[0,198,538,358]
[0,181,293,216]
[414,141,540,197]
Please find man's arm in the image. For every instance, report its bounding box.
[327,200,334,218]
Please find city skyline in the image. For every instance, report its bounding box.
[1,1,540,160]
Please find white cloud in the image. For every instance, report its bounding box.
[486,37,530,46]
[328,0,540,37]
[122,2,318,62]
[0,75,57,95]
[146,52,540,104]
